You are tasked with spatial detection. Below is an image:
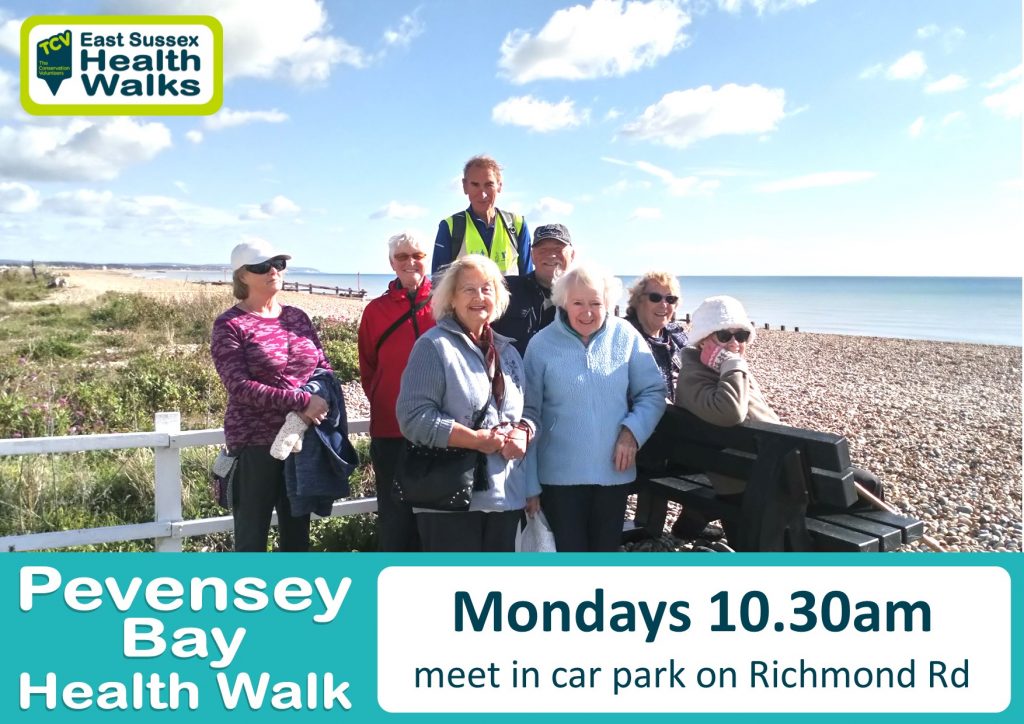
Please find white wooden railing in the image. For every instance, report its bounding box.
[0,412,374,553]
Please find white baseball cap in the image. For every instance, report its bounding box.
[230,239,291,271]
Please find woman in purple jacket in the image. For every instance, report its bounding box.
[211,239,330,552]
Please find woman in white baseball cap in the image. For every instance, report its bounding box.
[210,238,331,552]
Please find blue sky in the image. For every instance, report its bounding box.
[0,0,1020,276]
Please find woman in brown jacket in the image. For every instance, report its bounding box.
[675,295,882,543]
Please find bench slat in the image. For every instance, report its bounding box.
[812,513,902,552]
[806,518,880,552]
[847,510,925,544]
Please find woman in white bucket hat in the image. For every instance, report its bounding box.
[675,295,883,545]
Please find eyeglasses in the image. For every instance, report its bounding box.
[244,258,287,274]
[393,251,427,262]
[645,292,679,304]
[714,329,751,343]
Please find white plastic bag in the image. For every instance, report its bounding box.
[516,509,557,552]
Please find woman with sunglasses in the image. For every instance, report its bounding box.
[211,239,332,552]
[675,295,883,544]
[357,232,434,551]
[624,272,688,399]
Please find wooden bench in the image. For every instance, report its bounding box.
[631,406,924,552]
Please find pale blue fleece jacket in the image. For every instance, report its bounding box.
[522,312,666,487]
[396,316,536,511]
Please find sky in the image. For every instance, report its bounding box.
[0,0,1021,276]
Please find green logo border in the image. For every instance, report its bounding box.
[21,15,223,116]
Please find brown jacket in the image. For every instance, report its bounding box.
[674,346,779,493]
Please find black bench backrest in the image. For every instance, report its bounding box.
[639,407,858,509]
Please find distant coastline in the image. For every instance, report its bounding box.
[10,262,1020,346]
[0,259,321,274]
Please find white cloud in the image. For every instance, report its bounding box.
[492,96,589,132]
[886,51,927,80]
[369,201,427,220]
[204,107,289,131]
[104,0,367,84]
[620,83,786,149]
[915,24,939,39]
[602,156,719,196]
[0,68,18,118]
[859,64,884,80]
[604,108,622,121]
[0,117,172,182]
[530,196,574,220]
[0,16,20,56]
[383,12,424,47]
[603,178,652,194]
[499,0,691,84]
[982,69,1022,116]
[242,194,302,220]
[755,171,876,193]
[185,130,204,144]
[984,83,1022,118]
[173,181,189,194]
[0,181,40,213]
[630,207,662,220]
[925,74,968,94]
[941,111,965,126]
[984,64,1022,89]
[716,0,817,14]
[908,116,925,138]
[42,188,240,229]
[916,24,965,51]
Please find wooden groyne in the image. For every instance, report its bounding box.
[611,309,800,332]
[196,280,367,300]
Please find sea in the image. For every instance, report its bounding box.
[138,271,1022,347]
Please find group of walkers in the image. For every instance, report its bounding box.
[210,154,880,554]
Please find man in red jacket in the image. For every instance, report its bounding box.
[357,232,435,551]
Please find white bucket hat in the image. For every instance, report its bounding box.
[688,295,756,344]
[230,239,291,271]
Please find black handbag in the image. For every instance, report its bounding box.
[393,407,488,512]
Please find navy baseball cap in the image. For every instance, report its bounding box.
[532,223,572,246]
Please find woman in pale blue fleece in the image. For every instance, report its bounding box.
[522,262,666,551]
[397,255,539,552]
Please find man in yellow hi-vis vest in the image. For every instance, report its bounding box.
[432,155,533,277]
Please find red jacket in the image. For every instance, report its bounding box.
[358,277,435,438]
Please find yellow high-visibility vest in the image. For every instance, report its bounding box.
[445,209,523,275]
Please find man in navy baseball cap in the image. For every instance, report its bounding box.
[492,223,575,357]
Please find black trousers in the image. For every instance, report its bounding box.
[416,510,521,552]
[370,437,421,552]
[541,483,631,552]
[232,446,310,552]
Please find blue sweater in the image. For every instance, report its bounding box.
[522,313,666,487]
[396,316,534,511]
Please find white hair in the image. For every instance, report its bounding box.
[387,231,428,257]
[431,255,510,323]
[551,261,622,309]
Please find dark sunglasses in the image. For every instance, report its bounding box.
[714,329,751,343]
[646,292,679,304]
[393,251,427,262]
[244,258,287,274]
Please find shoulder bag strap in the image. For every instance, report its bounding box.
[374,295,431,355]
[450,212,467,260]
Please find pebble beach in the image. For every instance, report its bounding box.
[49,270,1024,553]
